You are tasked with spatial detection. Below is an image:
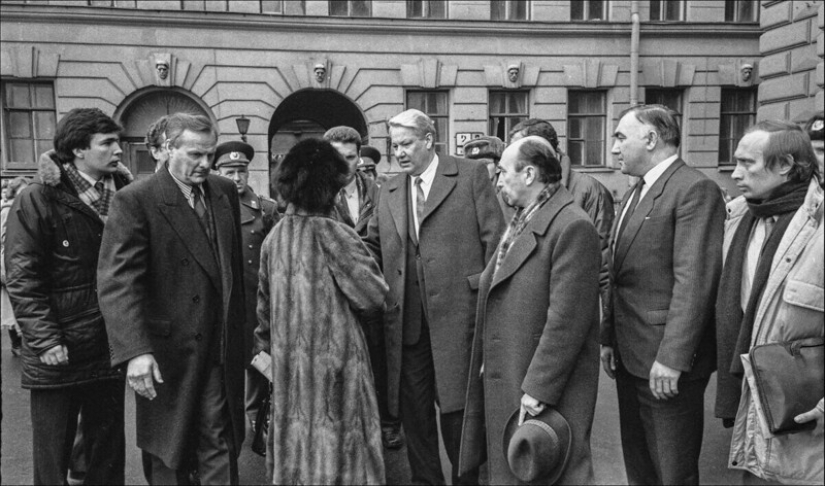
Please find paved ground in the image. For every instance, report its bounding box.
[1,330,740,484]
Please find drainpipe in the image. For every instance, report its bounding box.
[630,0,640,105]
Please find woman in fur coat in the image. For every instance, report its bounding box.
[254,138,389,485]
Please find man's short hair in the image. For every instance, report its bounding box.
[745,120,820,184]
[388,109,437,141]
[164,113,217,149]
[146,115,169,149]
[53,108,122,164]
[804,111,824,142]
[514,137,562,184]
[618,104,681,148]
[509,119,559,152]
[323,126,362,152]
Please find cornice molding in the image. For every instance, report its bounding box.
[0,6,763,39]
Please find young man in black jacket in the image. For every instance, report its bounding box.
[4,108,131,485]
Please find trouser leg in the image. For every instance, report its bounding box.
[30,387,79,486]
[78,380,125,485]
[616,367,660,485]
[195,364,238,486]
[400,323,444,485]
[440,409,478,485]
[245,367,268,426]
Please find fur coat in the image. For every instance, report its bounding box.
[254,206,389,485]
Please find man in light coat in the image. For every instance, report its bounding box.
[602,104,725,485]
[715,120,823,484]
[98,113,246,485]
[458,136,601,484]
[364,109,504,484]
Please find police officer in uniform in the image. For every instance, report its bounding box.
[213,141,279,428]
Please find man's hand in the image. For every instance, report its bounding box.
[519,393,546,425]
[600,345,617,380]
[40,344,68,366]
[794,400,825,435]
[127,354,163,400]
[649,360,681,400]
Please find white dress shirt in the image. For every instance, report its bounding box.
[615,154,679,233]
[342,177,359,223]
[410,154,439,237]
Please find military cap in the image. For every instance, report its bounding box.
[214,140,254,169]
[360,145,382,165]
[464,136,505,162]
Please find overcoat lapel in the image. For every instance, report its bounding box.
[156,169,222,293]
[52,188,104,226]
[387,175,409,244]
[422,156,458,223]
[490,189,573,289]
[613,159,685,271]
[206,177,234,321]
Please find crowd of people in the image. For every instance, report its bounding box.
[1,103,822,486]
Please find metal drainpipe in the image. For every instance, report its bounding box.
[630,0,640,105]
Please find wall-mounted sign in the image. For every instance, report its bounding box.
[455,132,484,155]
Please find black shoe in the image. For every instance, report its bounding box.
[382,425,403,450]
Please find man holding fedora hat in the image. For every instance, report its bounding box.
[459,136,601,484]
[213,140,279,429]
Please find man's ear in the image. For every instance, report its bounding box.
[73,147,85,159]
[645,130,659,150]
[426,133,434,149]
[777,155,794,177]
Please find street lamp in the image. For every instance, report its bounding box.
[235,115,250,142]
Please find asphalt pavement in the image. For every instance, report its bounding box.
[1,330,740,485]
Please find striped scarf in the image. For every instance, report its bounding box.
[494,181,560,275]
[62,162,116,222]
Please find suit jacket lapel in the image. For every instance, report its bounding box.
[613,159,685,271]
[206,177,234,318]
[157,169,221,293]
[491,189,573,289]
[422,155,458,222]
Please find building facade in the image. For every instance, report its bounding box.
[1,0,822,199]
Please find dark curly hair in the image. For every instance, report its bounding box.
[275,138,350,213]
[53,108,122,164]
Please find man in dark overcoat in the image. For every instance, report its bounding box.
[364,109,504,484]
[98,113,246,485]
[213,140,278,428]
[458,136,601,484]
[602,105,725,485]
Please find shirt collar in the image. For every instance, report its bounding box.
[168,167,201,200]
[414,153,439,186]
[76,168,101,186]
[343,176,358,197]
[642,154,679,188]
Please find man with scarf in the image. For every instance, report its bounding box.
[4,108,131,485]
[458,136,601,484]
[716,120,823,485]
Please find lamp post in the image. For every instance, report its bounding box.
[235,115,250,142]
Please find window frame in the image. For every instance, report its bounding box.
[567,90,608,167]
[649,0,684,22]
[1,80,57,172]
[571,0,609,21]
[329,0,372,17]
[491,0,530,21]
[488,90,529,142]
[405,90,450,155]
[724,0,759,23]
[406,0,447,19]
[718,88,757,167]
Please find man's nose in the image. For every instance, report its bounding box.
[610,140,620,153]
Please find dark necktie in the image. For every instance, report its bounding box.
[616,179,645,246]
[415,177,426,236]
[193,186,215,245]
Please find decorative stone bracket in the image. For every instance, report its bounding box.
[0,46,59,78]
[292,58,348,91]
[641,60,697,87]
[134,52,192,89]
[400,59,458,88]
[483,61,540,88]
[563,60,619,88]
[717,59,760,87]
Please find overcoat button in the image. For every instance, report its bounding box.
[193,295,200,303]
[195,333,203,341]
[63,240,69,247]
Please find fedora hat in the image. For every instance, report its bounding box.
[502,407,572,484]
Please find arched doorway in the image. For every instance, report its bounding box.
[268,89,368,167]
[115,87,214,180]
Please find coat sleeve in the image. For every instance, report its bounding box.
[97,187,154,367]
[362,185,385,269]
[471,162,505,266]
[593,183,615,326]
[4,189,62,354]
[522,217,600,406]
[656,178,725,371]
[252,234,272,357]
